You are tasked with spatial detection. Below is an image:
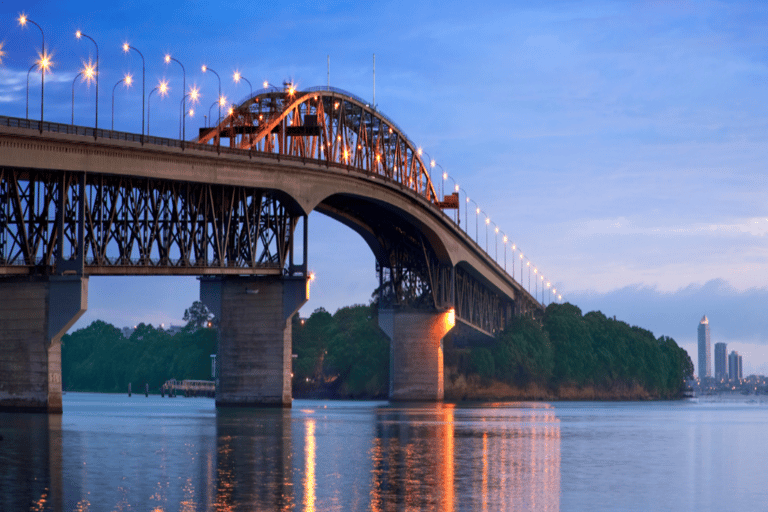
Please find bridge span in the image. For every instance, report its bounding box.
[0,86,544,412]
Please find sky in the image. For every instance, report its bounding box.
[1,1,766,375]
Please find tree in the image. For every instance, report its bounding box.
[183,301,214,330]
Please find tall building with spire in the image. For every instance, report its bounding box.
[698,315,711,380]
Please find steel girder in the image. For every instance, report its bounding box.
[0,168,305,276]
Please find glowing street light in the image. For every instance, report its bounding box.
[164,54,186,140]
[18,13,46,130]
[75,30,99,132]
[201,65,222,124]
[233,70,252,98]
[180,85,201,143]
[147,79,169,137]
[123,42,145,142]
[112,74,133,132]
[25,63,37,120]
[71,62,95,126]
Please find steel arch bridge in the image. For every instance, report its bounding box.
[0,86,543,338]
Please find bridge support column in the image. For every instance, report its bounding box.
[379,308,456,401]
[0,276,88,413]
[201,276,307,408]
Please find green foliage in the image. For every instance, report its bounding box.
[293,304,390,398]
[62,318,217,393]
[463,302,693,398]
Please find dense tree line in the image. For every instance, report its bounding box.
[463,303,694,398]
[62,300,692,399]
[292,304,390,398]
[61,303,216,393]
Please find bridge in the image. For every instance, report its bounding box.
[0,85,546,413]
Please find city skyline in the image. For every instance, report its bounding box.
[1,1,766,374]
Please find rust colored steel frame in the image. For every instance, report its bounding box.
[0,168,306,276]
[198,88,440,205]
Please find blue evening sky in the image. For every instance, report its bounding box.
[1,1,766,374]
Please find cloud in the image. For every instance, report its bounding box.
[568,279,768,347]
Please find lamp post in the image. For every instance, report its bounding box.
[484,214,490,253]
[527,260,531,294]
[112,74,133,133]
[201,65,222,124]
[534,268,539,301]
[233,70,252,99]
[502,234,508,271]
[71,61,96,126]
[25,63,36,120]
[147,79,169,137]
[164,54,186,140]
[18,14,45,131]
[71,71,82,125]
[75,30,99,132]
[179,86,200,144]
[492,222,499,262]
[122,42,145,142]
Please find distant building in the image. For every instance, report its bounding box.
[698,316,711,380]
[714,342,728,381]
[121,326,135,339]
[728,351,743,381]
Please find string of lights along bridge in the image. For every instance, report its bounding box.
[9,11,563,305]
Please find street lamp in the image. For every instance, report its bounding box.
[233,70,252,99]
[25,63,36,120]
[147,79,169,137]
[123,42,145,142]
[164,54,186,140]
[18,14,46,131]
[180,86,200,144]
[201,65,222,124]
[71,61,96,126]
[484,214,490,253]
[112,74,133,132]
[492,223,499,262]
[502,234,508,271]
[75,30,99,132]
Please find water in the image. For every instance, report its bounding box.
[1,394,767,511]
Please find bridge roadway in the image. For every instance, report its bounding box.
[0,88,543,412]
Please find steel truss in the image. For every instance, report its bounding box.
[0,168,305,276]
[199,87,445,206]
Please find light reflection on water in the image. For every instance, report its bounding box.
[2,394,767,511]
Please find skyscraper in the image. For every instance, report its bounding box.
[729,351,743,381]
[698,316,711,380]
[714,342,728,381]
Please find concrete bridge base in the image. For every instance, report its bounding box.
[379,308,456,402]
[0,276,88,413]
[201,276,307,408]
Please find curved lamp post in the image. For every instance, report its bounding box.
[18,14,46,131]
[71,71,83,125]
[179,86,200,146]
[164,54,186,140]
[122,42,145,142]
[112,74,133,133]
[71,61,96,126]
[201,65,221,125]
[75,30,99,132]
[147,79,169,137]
[233,71,252,99]
[25,63,36,120]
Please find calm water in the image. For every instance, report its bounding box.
[1,394,767,511]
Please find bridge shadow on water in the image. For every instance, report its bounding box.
[0,395,561,511]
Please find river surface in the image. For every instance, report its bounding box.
[1,393,767,511]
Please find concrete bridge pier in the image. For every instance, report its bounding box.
[379,308,456,401]
[0,276,88,413]
[201,276,307,408]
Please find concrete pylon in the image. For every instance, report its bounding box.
[379,308,456,401]
[0,276,88,413]
[201,276,307,407]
